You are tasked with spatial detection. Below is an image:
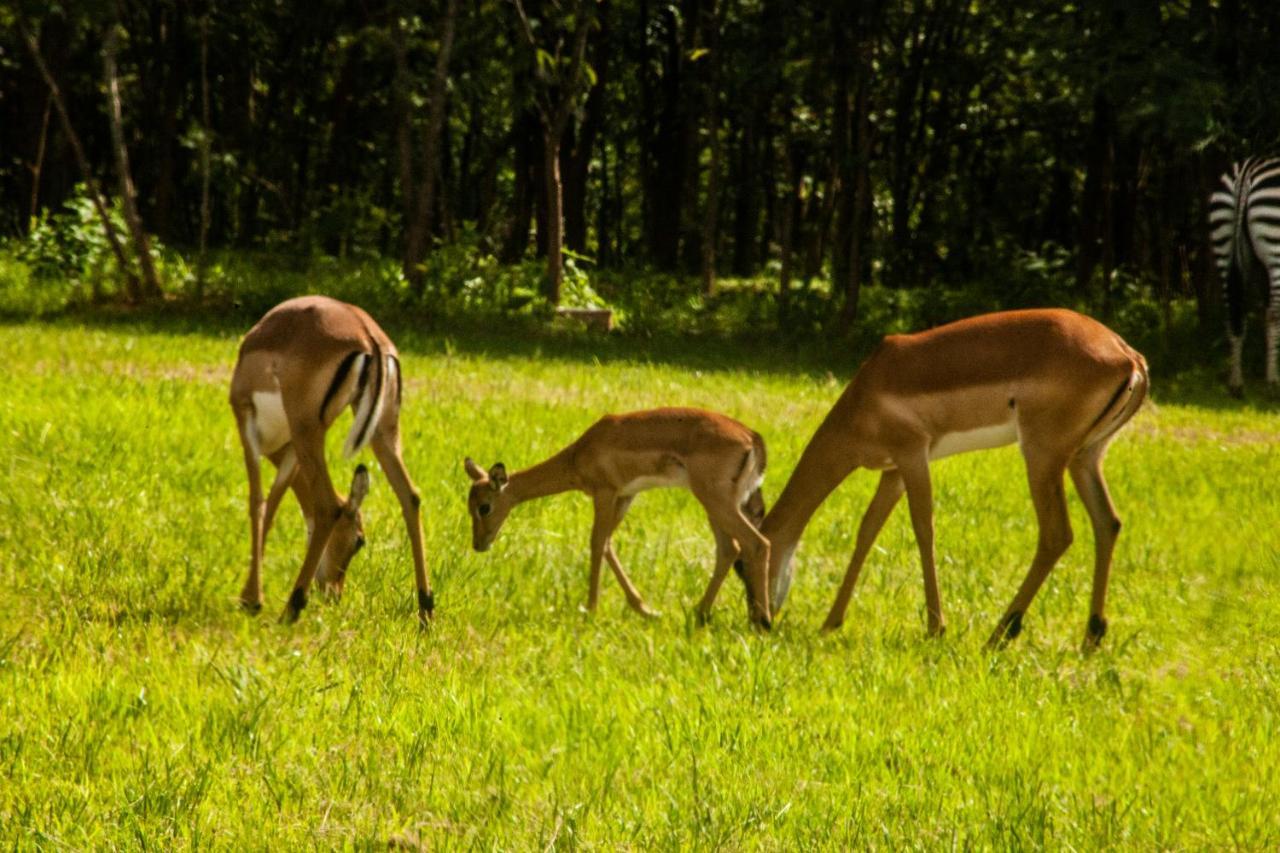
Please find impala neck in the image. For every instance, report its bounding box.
[508,447,579,504]
[762,409,861,553]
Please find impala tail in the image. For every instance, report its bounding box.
[342,342,391,458]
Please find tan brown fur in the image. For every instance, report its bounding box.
[762,308,1148,649]
[229,296,433,624]
[464,407,771,625]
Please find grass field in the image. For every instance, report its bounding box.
[1,314,1278,848]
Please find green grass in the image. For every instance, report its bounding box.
[1,315,1278,848]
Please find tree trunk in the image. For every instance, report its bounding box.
[542,126,565,304]
[501,111,539,263]
[397,0,460,294]
[700,0,722,297]
[197,14,211,300]
[562,0,610,255]
[19,22,137,299]
[104,23,162,301]
[28,90,52,227]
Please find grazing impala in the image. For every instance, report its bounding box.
[229,296,433,624]
[464,408,771,625]
[761,309,1148,649]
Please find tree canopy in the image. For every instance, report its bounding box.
[2,0,1278,330]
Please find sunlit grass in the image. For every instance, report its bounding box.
[0,317,1277,847]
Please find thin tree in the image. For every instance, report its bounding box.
[18,21,137,301]
[512,0,596,305]
[196,12,212,300]
[392,0,461,294]
[103,21,162,300]
[700,0,723,298]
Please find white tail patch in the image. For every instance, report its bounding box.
[251,390,291,456]
[342,354,392,458]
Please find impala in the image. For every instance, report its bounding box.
[229,295,433,624]
[464,408,771,625]
[761,308,1148,649]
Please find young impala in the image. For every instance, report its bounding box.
[229,295,433,624]
[464,408,771,626]
[760,308,1148,650]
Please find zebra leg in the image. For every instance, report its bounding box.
[1266,271,1280,387]
[1229,328,1247,395]
[1226,264,1247,397]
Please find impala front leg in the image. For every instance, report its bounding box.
[694,526,739,624]
[585,491,617,613]
[823,469,904,633]
[898,452,944,637]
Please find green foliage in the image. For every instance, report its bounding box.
[18,186,128,286]
[1,320,1278,846]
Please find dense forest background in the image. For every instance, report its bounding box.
[2,1,1279,356]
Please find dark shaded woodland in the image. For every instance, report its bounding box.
[2,1,1279,330]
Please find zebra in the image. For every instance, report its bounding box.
[1209,156,1280,396]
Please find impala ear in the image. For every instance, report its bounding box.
[464,457,486,482]
[348,464,371,510]
[489,462,508,489]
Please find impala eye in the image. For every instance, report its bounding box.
[478,504,491,517]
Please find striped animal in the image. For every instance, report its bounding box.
[1209,156,1280,395]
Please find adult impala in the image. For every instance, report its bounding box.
[761,308,1148,649]
[464,408,771,625]
[229,296,433,624]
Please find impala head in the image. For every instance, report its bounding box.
[769,544,798,614]
[313,465,371,595]
[464,457,514,552]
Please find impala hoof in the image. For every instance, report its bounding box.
[820,619,843,634]
[240,599,263,616]
[986,610,1022,649]
[1081,614,1108,652]
[281,588,307,623]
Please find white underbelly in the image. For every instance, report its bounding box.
[620,468,691,496]
[930,421,1018,461]
[252,390,291,455]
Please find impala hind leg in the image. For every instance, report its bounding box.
[280,428,341,623]
[236,416,267,614]
[1069,443,1122,651]
[240,448,297,612]
[823,469,905,633]
[695,485,771,629]
[371,428,433,623]
[988,449,1073,648]
[897,453,945,636]
[694,525,739,624]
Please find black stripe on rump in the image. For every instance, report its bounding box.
[392,354,403,403]
[1084,375,1133,438]
[352,341,385,451]
[319,351,362,423]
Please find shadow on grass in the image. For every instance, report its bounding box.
[3,300,1279,412]
[0,299,871,381]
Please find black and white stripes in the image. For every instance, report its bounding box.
[1209,156,1280,394]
